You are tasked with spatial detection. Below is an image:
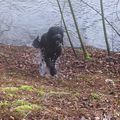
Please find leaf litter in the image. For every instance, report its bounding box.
[0,43,120,120]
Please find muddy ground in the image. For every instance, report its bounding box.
[0,43,120,120]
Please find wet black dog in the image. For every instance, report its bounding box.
[33,27,63,76]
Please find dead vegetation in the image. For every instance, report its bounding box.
[0,43,120,120]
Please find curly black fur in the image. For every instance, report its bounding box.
[33,27,63,76]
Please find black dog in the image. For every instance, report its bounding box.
[33,27,63,76]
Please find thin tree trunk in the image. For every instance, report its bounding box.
[100,0,111,56]
[68,0,90,59]
[56,0,77,58]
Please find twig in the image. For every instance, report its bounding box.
[22,111,31,120]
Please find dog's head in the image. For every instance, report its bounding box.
[47,27,63,47]
[52,33,63,46]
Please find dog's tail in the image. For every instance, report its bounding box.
[32,36,40,48]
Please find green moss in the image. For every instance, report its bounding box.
[84,51,91,60]
[20,85,33,91]
[0,103,4,107]
[82,75,85,78]
[64,87,68,90]
[14,105,32,115]
[9,79,12,81]
[37,90,44,96]
[50,91,58,94]
[71,108,75,111]
[90,93,99,99]
[76,49,81,52]
[38,107,42,111]
[1,76,7,79]
[58,114,61,119]
[8,72,16,75]
[0,52,8,57]
[88,75,92,77]
[99,94,105,96]
[113,79,120,81]
[37,85,45,96]
[110,90,115,94]
[7,93,13,97]
[50,91,69,95]
[72,96,79,101]
[12,100,31,106]
[14,104,41,115]
[87,78,91,81]
[45,89,50,92]
[0,101,9,107]
[60,92,69,94]
[40,85,44,90]
[2,87,19,92]
[71,90,77,94]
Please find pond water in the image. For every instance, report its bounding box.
[0,0,120,51]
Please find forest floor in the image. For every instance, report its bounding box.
[0,43,120,120]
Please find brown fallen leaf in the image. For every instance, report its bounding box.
[48,106,61,114]
[9,116,15,120]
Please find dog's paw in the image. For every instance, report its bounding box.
[50,68,57,76]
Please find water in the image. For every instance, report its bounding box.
[0,0,120,51]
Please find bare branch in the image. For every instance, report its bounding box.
[116,0,120,21]
[80,0,120,37]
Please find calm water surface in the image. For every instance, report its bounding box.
[0,0,120,51]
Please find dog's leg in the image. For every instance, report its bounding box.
[52,53,59,67]
[51,59,58,77]
[39,50,46,76]
[44,57,57,76]
[39,55,44,76]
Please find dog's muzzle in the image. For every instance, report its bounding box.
[56,38,62,48]
[56,34,62,43]
[56,40,60,44]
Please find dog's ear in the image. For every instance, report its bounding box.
[32,36,40,48]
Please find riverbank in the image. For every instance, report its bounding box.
[0,43,120,119]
